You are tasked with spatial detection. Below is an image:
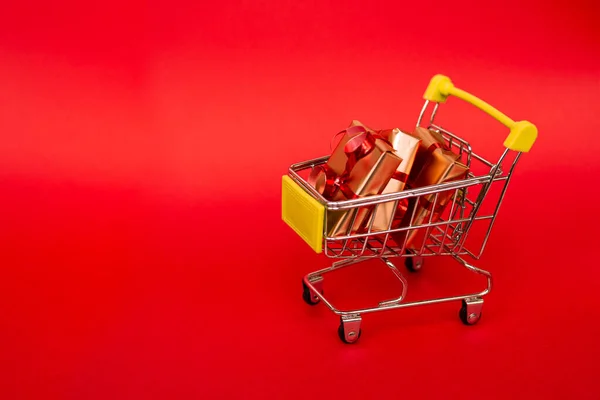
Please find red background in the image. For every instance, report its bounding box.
[1,1,599,398]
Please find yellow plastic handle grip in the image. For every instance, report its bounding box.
[423,74,538,152]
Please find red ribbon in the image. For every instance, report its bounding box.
[392,171,409,183]
[309,126,391,200]
[418,196,446,214]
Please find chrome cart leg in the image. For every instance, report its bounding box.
[338,314,362,344]
[404,250,424,273]
[378,258,408,307]
[302,257,369,307]
[459,297,483,325]
[453,254,493,297]
[302,275,323,306]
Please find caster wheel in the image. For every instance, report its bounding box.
[405,255,423,272]
[459,299,482,325]
[302,281,321,306]
[338,323,361,344]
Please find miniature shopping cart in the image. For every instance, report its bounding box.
[281,75,537,343]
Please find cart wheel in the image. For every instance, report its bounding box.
[338,316,362,344]
[405,256,423,272]
[459,299,483,325]
[302,281,321,306]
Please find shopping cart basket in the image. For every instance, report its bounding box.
[281,75,537,343]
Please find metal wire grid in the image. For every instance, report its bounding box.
[288,122,520,261]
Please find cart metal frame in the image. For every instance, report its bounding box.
[283,75,537,343]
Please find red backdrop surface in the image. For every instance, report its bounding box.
[1,1,599,399]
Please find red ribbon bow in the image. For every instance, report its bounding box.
[309,126,391,200]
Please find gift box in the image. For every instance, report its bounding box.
[308,122,402,237]
[350,121,421,232]
[394,127,469,247]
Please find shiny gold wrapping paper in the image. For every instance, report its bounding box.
[368,127,420,232]
[393,127,469,247]
[311,122,402,237]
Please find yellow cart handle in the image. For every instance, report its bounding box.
[423,74,538,152]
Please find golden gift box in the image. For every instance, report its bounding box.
[361,124,421,232]
[308,122,402,237]
[394,127,469,247]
